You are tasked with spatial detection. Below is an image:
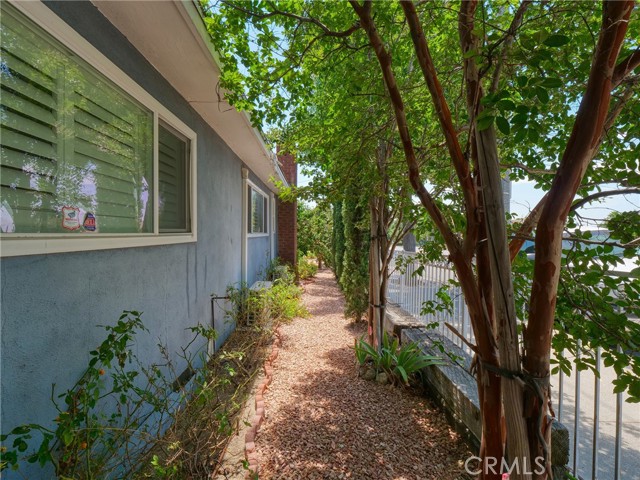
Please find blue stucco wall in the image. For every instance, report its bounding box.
[0,2,274,476]
[247,235,272,285]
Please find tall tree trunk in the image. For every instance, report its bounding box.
[458,1,531,477]
[368,141,391,350]
[369,197,382,350]
[524,2,633,477]
[476,124,531,479]
[351,3,505,477]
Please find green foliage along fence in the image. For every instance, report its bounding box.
[340,195,369,321]
[332,201,346,281]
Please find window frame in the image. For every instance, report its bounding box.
[0,2,197,257]
[247,181,269,237]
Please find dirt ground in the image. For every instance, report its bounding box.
[255,268,473,480]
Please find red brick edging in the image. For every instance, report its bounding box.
[244,326,281,477]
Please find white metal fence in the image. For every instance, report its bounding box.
[387,250,639,480]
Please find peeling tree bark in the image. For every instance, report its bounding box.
[347,2,635,479]
[352,2,504,478]
[458,1,531,478]
[524,2,634,477]
[400,0,479,262]
[369,198,382,349]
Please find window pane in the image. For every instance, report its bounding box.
[249,187,266,234]
[159,124,189,232]
[0,8,153,234]
[1,11,62,233]
[263,196,268,232]
[69,68,153,233]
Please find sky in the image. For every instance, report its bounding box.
[510,180,639,226]
[298,169,639,228]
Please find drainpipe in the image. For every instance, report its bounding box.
[241,167,248,284]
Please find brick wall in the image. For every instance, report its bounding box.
[277,151,297,267]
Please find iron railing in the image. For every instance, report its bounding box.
[387,250,638,480]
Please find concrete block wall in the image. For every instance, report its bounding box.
[385,305,570,479]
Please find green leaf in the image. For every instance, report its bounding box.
[512,113,528,126]
[541,77,563,88]
[10,426,31,435]
[544,34,570,47]
[532,30,549,43]
[463,49,478,59]
[536,86,550,104]
[477,115,495,131]
[613,382,627,394]
[514,128,527,143]
[62,430,74,447]
[496,116,510,135]
[395,365,408,383]
[496,99,516,112]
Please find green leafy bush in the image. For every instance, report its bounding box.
[265,280,309,321]
[264,257,295,284]
[225,266,308,326]
[339,194,369,321]
[297,254,318,280]
[354,332,443,385]
[0,312,222,478]
[297,203,333,268]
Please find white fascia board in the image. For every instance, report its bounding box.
[182,1,288,190]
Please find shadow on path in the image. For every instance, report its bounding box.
[256,269,472,480]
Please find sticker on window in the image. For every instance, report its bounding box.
[1,201,15,233]
[62,206,81,230]
[83,212,96,231]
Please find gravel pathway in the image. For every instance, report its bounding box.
[255,268,472,480]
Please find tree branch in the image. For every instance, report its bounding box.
[401,0,478,262]
[600,80,637,141]
[570,187,640,212]
[509,193,548,262]
[349,0,462,260]
[490,0,532,94]
[612,48,640,88]
[501,162,555,176]
[221,1,361,38]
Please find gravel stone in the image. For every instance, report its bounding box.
[375,372,389,385]
[256,269,473,479]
